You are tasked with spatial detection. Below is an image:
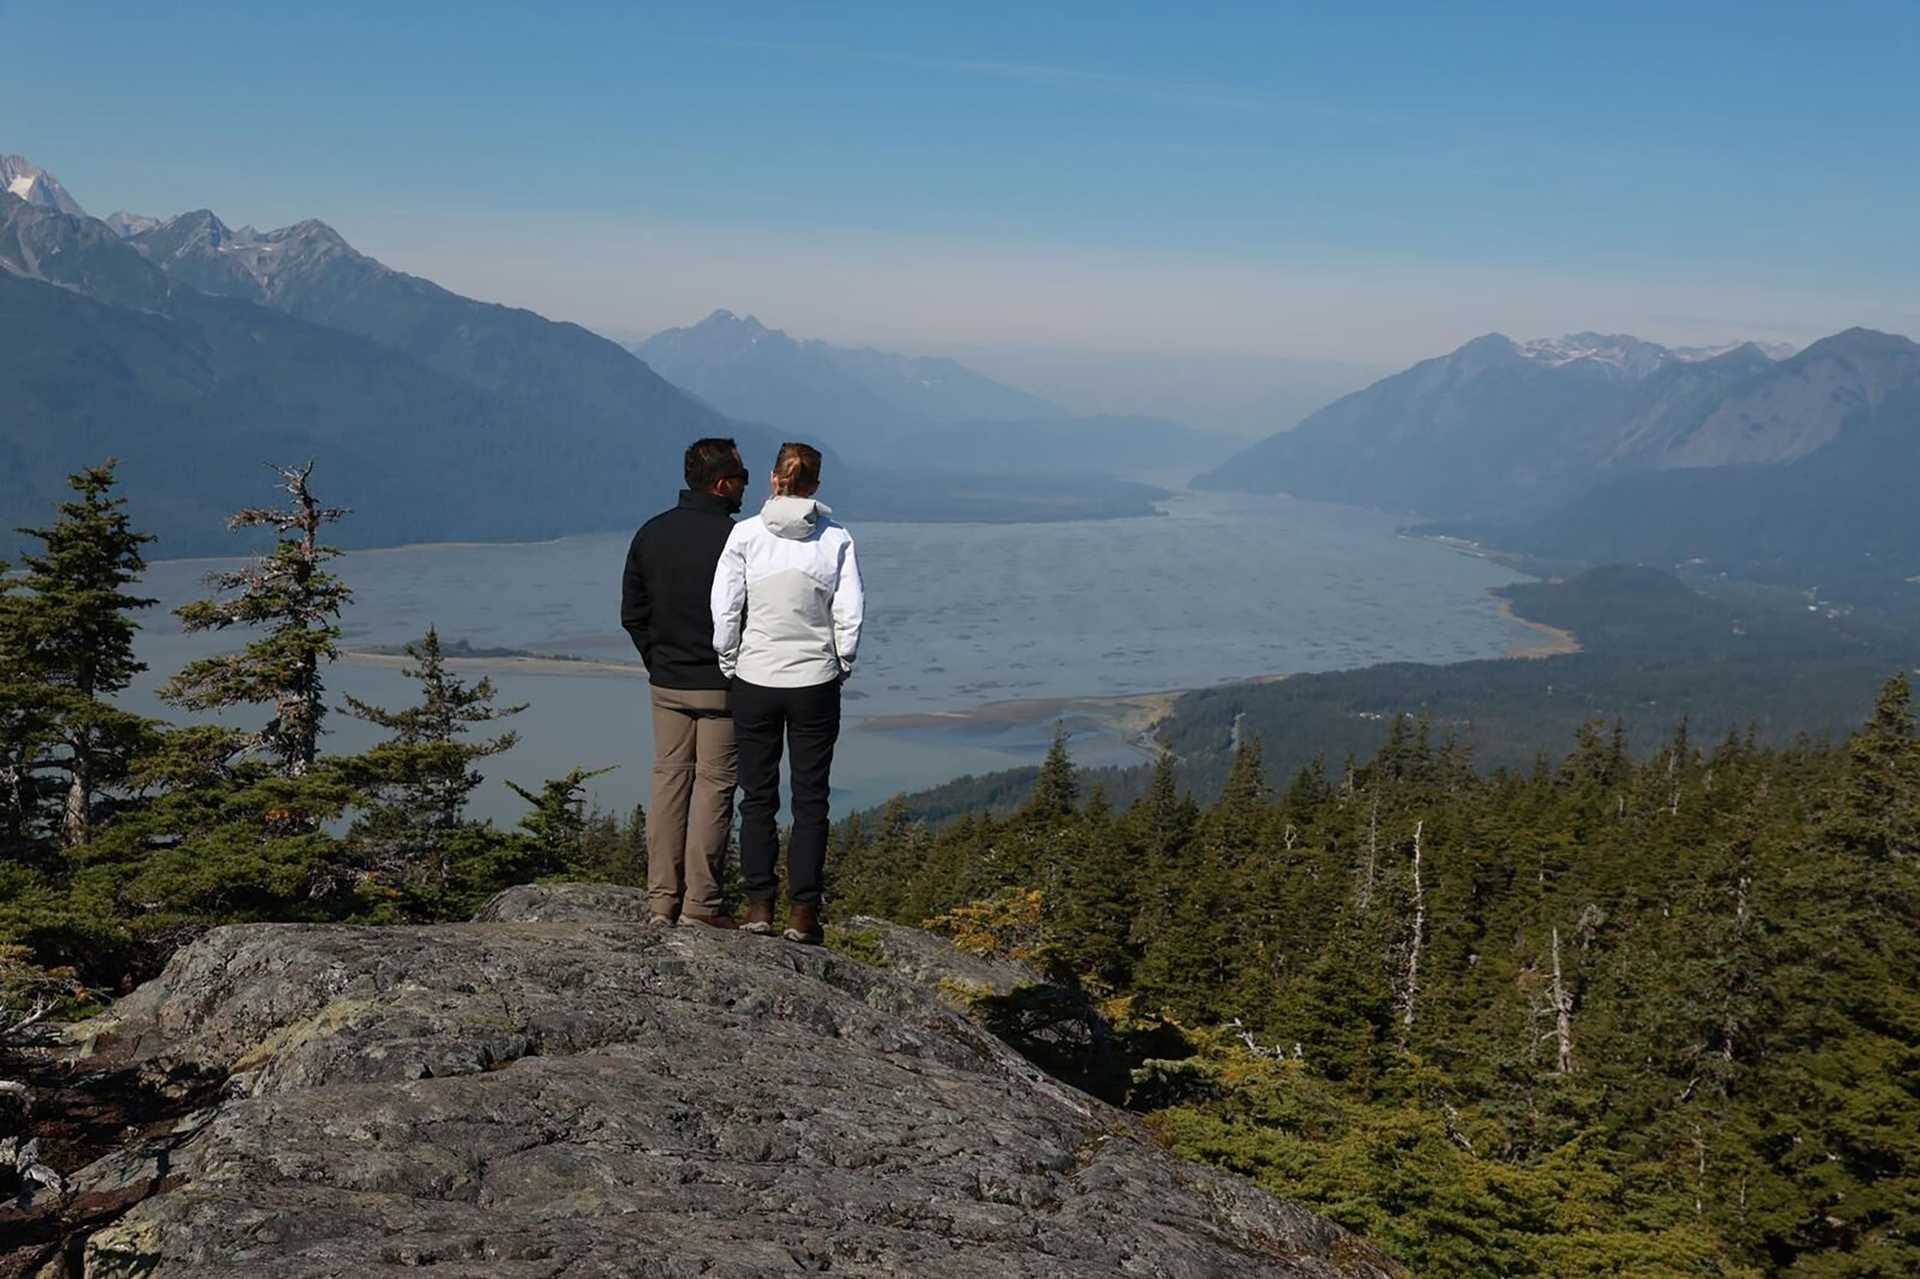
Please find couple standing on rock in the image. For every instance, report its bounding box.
[620,438,865,945]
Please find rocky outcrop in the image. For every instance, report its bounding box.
[54,883,1397,1277]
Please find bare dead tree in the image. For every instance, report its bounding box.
[1691,1122,1709,1217]
[1550,926,1576,1075]
[1357,788,1381,910]
[1399,819,1426,1041]
[1442,1101,1475,1153]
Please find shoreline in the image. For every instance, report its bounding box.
[857,686,1191,755]
[147,499,1179,568]
[1494,596,1582,659]
[856,674,1294,757]
[341,650,650,678]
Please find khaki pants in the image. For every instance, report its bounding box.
[648,686,737,917]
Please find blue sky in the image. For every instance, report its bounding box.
[5,0,1917,373]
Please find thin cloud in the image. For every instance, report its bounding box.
[669,32,1293,116]
[937,56,1276,113]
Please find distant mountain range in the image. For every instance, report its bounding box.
[19,148,1904,588]
[636,310,1063,449]
[1,189,753,553]
[634,309,1236,477]
[0,156,1165,554]
[1198,327,1920,595]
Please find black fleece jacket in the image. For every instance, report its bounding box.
[620,490,736,690]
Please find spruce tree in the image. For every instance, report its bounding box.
[1025,724,1079,822]
[1053,786,1136,989]
[342,626,525,887]
[1134,740,1267,1023]
[162,463,351,777]
[506,766,615,880]
[0,464,158,848]
[1127,750,1198,959]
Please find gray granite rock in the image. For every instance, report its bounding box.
[63,883,1399,1278]
[839,912,1046,996]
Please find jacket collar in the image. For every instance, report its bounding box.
[677,488,737,515]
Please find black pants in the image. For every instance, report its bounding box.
[732,677,841,906]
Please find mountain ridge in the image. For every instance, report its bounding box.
[636,309,1234,478]
[1,180,1168,548]
[0,193,771,553]
[1193,326,1900,517]
[634,309,925,454]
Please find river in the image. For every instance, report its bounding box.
[125,492,1537,820]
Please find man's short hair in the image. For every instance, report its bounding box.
[684,437,740,490]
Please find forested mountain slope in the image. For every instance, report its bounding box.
[1495,378,1920,595]
[0,258,559,553]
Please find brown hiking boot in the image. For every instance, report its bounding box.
[677,911,738,931]
[782,902,823,945]
[742,898,776,936]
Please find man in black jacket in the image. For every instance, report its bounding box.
[621,438,748,928]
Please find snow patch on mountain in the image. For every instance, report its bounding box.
[1518,332,1797,380]
[0,155,87,218]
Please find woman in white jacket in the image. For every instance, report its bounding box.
[709,442,863,944]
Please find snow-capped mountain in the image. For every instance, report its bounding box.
[0,155,87,218]
[1516,332,1797,379]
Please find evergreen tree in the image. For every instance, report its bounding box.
[1053,787,1135,988]
[162,463,351,777]
[342,626,525,888]
[1127,750,1199,956]
[0,464,158,847]
[1134,740,1267,1023]
[1025,724,1079,822]
[504,766,615,881]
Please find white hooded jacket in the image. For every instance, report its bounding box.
[710,496,864,688]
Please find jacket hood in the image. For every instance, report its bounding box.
[761,496,831,540]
